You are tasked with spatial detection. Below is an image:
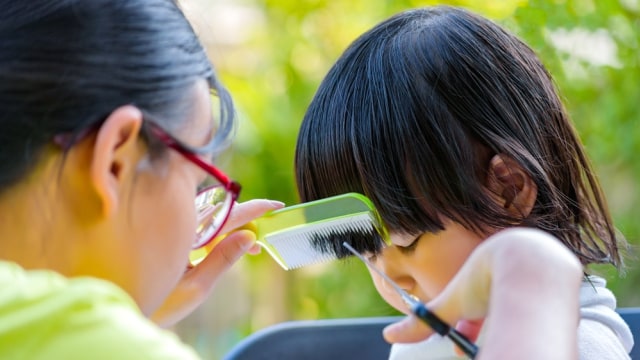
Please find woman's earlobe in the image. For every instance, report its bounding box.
[486,154,538,218]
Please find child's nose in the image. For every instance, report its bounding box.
[384,274,415,295]
[377,249,416,293]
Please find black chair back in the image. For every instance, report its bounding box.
[224,308,640,360]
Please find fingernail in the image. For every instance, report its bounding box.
[268,200,285,208]
[241,238,257,251]
[236,230,257,251]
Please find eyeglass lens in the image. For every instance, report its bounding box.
[194,185,233,248]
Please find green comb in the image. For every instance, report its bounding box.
[254,193,389,270]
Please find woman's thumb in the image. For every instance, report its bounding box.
[383,315,433,343]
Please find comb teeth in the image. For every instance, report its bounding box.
[262,212,378,270]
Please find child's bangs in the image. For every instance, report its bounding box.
[366,165,447,237]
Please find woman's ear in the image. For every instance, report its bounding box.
[485,154,538,218]
[90,105,144,218]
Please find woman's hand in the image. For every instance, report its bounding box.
[150,199,284,328]
[383,228,583,360]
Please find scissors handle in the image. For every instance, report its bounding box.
[412,302,479,359]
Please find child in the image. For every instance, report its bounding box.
[294,6,633,359]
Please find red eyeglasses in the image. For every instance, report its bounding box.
[55,119,242,265]
[145,122,241,263]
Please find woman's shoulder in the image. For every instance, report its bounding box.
[0,260,200,359]
[0,259,138,318]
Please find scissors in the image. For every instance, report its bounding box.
[342,242,479,359]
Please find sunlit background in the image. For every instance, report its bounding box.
[176,0,640,358]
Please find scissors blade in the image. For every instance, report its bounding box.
[342,241,419,308]
[342,241,478,359]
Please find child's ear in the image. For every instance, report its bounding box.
[485,154,537,218]
[90,105,144,218]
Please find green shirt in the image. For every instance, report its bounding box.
[0,261,201,359]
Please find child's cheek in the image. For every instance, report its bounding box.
[369,271,411,315]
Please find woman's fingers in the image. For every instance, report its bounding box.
[382,302,481,346]
[150,230,258,328]
[189,229,256,289]
[151,199,284,328]
[384,229,582,360]
[383,314,433,343]
[219,199,284,234]
[452,319,484,356]
[454,319,484,343]
[246,242,262,255]
[382,233,492,345]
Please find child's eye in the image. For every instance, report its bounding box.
[397,235,421,254]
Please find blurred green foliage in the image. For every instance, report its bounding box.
[182,0,639,357]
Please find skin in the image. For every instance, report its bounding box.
[0,79,283,325]
[384,228,582,359]
[367,154,541,345]
[369,222,484,312]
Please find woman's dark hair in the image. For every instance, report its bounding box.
[0,0,234,192]
[295,6,626,267]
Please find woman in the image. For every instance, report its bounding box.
[0,1,282,358]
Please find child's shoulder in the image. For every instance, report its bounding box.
[579,275,634,358]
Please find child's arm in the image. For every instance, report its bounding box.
[383,228,582,360]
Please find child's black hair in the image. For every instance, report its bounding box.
[295,6,626,267]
